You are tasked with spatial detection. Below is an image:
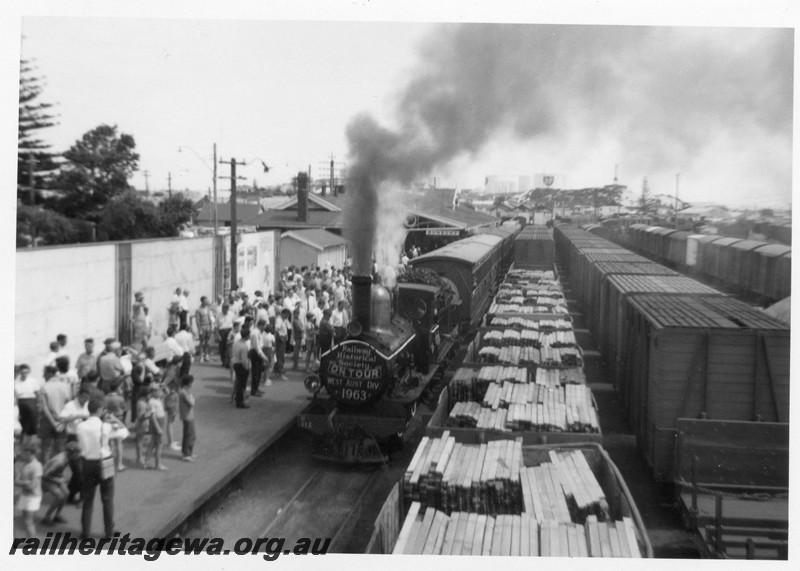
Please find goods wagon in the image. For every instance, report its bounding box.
[751,244,791,302]
[620,294,789,482]
[585,262,679,349]
[614,223,791,304]
[367,441,653,557]
[513,226,555,269]
[685,235,719,267]
[723,239,768,294]
[600,276,721,418]
[664,231,691,267]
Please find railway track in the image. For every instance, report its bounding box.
[179,418,428,553]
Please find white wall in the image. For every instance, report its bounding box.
[318,245,347,270]
[15,244,117,376]
[131,237,215,339]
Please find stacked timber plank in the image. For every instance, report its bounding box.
[394,508,643,555]
[395,439,644,556]
[477,344,581,366]
[404,437,606,517]
[447,365,586,405]
[403,436,524,515]
[447,383,598,433]
[489,317,573,329]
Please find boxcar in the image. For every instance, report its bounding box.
[664,230,691,267]
[603,277,721,422]
[590,262,679,363]
[724,239,768,294]
[514,226,555,269]
[771,251,791,302]
[697,237,742,284]
[620,294,789,482]
[685,235,719,268]
[752,244,792,303]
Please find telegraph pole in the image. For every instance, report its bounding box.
[674,173,680,228]
[330,154,335,196]
[219,158,247,288]
[168,172,172,198]
[213,143,218,239]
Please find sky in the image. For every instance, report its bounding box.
[5,1,796,210]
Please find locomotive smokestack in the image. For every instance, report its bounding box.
[351,275,373,333]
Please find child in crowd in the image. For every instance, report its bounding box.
[262,324,275,388]
[135,387,152,469]
[178,375,196,462]
[147,385,168,471]
[15,444,42,536]
[40,441,80,525]
[164,381,180,452]
[104,379,128,471]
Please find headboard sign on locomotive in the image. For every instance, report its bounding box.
[321,340,394,405]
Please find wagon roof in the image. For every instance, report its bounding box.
[627,294,790,330]
[593,261,679,276]
[410,234,502,265]
[707,237,743,247]
[754,244,792,257]
[730,239,768,251]
[608,274,720,295]
[652,227,677,236]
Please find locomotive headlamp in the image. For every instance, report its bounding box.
[303,374,321,394]
[346,319,363,338]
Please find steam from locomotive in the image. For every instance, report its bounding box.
[343,24,793,260]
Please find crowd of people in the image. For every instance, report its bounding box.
[12,260,361,538]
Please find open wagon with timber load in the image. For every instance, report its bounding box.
[366,438,652,557]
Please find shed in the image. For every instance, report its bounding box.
[280,229,349,270]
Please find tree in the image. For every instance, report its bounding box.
[17,204,79,247]
[97,190,163,241]
[637,177,659,214]
[18,58,59,204]
[158,193,197,236]
[51,124,139,220]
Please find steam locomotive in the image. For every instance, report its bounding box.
[296,274,459,463]
[297,223,521,463]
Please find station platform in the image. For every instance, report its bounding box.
[13,359,312,540]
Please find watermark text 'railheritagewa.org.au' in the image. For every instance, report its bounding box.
[10,532,331,561]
